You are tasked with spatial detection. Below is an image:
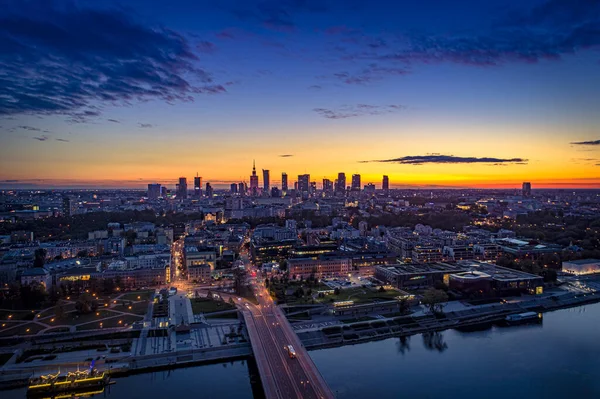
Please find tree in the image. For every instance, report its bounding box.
[333,287,340,295]
[77,250,88,258]
[421,289,448,315]
[33,248,47,268]
[75,293,97,314]
[378,286,386,293]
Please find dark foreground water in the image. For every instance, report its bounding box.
[5,302,600,398]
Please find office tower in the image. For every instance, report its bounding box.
[230,183,238,194]
[160,186,168,198]
[522,182,532,197]
[310,181,317,194]
[323,178,333,192]
[263,169,270,192]
[281,173,288,192]
[194,174,202,197]
[271,187,280,198]
[364,183,376,194]
[178,177,188,199]
[62,196,72,216]
[351,174,361,191]
[298,174,310,193]
[250,160,259,195]
[382,175,389,191]
[294,181,298,191]
[336,172,346,194]
[238,182,246,195]
[147,183,161,200]
[205,182,213,198]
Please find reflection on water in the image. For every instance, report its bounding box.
[421,331,448,352]
[311,302,600,399]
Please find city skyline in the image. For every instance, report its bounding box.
[1,0,599,189]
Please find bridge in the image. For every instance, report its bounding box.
[242,284,334,399]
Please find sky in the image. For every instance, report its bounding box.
[0,0,599,189]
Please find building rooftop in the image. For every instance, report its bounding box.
[563,259,600,265]
[378,262,466,275]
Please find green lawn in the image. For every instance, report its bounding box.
[114,301,149,316]
[76,315,143,331]
[54,309,117,326]
[120,290,154,301]
[0,322,46,337]
[191,298,236,314]
[38,303,77,319]
[315,287,400,304]
[0,310,37,321]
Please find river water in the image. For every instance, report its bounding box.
[5,302,600,398]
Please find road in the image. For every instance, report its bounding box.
[244,283,334,399]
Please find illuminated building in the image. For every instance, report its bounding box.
[297,174,310,193]
[522,182,532,197]
[562,259,600,275]
[178,177,188,199]
[336,172,346,194]
[249,160,259,196]
[382,175,389,191]
[351,174,361,191]
[263,169,270,192]
[194,175,202,197]
[323,178,333,192]
[282,173,288,192]
[205,182,213,198]
[147,183,161,200]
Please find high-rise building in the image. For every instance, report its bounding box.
[194,175,202,197]
[382,175,389,191]
[323,178,333,192]
[160,186,168,198]
[522,182,532,197]
[262,169,270,192]
[271,187,280,198]
[230,183,238,194]
[62,196,73,216]
[336,172,346,194]
[205,182,213,198]
[148,183,161,200]
[281,173,288,192]
[249,160,259,196]
[298,174,310,193]
[238,182,246,195]
[178,177,188,199]
[351,174,361,191]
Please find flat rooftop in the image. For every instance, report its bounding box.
[563,259,600,265]
[378,262,466,275]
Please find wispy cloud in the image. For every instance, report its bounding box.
[138,123,154,128]
[361,155,528,165]
[56,138,70,142]
[33,135,49,141]
[571,139,600,146]
[18,126,41,131]
[107,119,121,124]
[314,104,406,119]
[279,154,294,157]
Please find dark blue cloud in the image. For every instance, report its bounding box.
[362,155,528,165]
[571,139,600,145]
[138,123,154,128]
[32,135,49,141]
[0,0,225,120]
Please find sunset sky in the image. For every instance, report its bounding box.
[1,0,599,189]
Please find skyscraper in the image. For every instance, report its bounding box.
[230,183,238,193]
[382,175,389,191]
[249,160,259,196]
[178,177,188,199]
[336,172,346,194]
[323,178,333,192]
[281,173,288,192]
[298,174,310,193]
[205,182,213,198]
[194,175,202,197]
[263,169,270,192]
[351,174,361,191]
[238,182,246,195]
[148,183,161,200]
[522,182,532,197]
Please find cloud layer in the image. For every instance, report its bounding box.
[314,104,406,119]
[361,155,528,165]
[571,139,600,146]
[0,1,225,121]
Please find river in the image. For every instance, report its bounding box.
[5,302,600,398]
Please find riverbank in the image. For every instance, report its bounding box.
[295,291,600,350]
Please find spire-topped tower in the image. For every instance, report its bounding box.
[252,159,256,175]
[250,159,259,195]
